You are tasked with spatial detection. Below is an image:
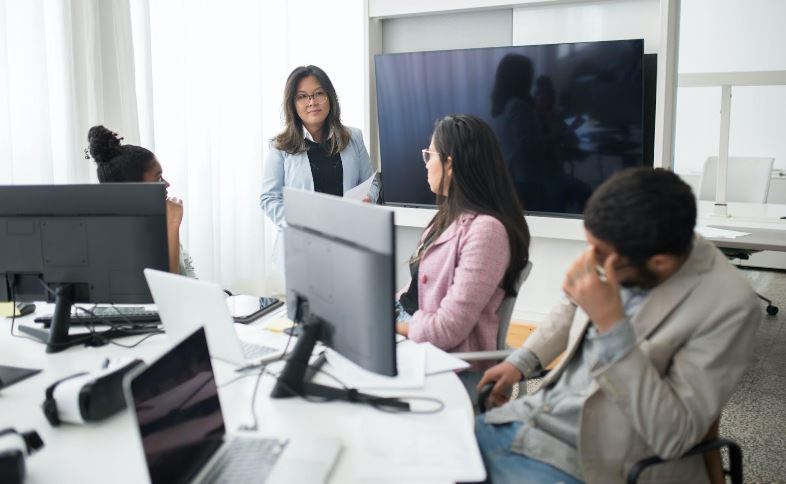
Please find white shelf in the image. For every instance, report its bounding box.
[392,206,585,240]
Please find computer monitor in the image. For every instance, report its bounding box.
[270,187,403,408]
[0,184,169,353]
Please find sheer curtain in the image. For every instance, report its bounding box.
[132,0,367,294]
[130,0,293,294]
[0,0,139,185]
[2,0,366,294]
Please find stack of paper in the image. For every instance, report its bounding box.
[355,409,486,482]
[422,342,470,375]
[323,342,426,390]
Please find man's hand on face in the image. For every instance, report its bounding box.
[562,247,625,333]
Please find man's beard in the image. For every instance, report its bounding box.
[620,264,660,289]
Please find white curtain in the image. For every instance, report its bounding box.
[0,0,139,184]
[130,0,296,295]
[1,0,366,295]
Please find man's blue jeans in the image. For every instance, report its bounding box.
[474,416,583,484]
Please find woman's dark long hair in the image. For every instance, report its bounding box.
[491,54,535,117]
[274,65,350,155]
[87,125,155,182]
[427,114,530,296]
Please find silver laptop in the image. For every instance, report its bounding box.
[144,269,284,367]
[125,326,341,484]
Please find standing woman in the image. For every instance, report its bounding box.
[260,65,378,269]
[86,125,197,278]
[395,114,530,398]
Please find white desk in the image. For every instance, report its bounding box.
[697,200,786,230]
[0,306,481,483]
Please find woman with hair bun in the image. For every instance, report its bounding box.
[86,125,196,278]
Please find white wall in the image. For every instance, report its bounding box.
[673,0,786,175]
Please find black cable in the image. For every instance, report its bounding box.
[7,275,40,344]
[236,321,299,430]
[23,279,163,349]
[265,354,445,413]
[5,276,91,346]
[70,305,163,348]
[308,360,445,414]
[367,395,445,414]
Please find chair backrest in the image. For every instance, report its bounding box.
[698,156,774,203]
[495,261,533,350]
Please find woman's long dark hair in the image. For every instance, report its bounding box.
[273,65,350,155]
[87,125,155,182]
[427,115,530,296]
[491,54,535,117]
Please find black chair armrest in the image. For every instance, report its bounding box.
[476,369,551,413]
[477,383,494,413]
[626,438,742,484]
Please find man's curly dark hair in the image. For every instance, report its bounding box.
[583,168,696,267]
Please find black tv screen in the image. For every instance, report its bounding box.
[375,39,652,216]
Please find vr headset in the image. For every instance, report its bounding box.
[0,428,43,484]
[42,359,144,426]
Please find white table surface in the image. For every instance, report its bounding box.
[0,304,480,484]
[697,200,786,229]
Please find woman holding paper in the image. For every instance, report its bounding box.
[395,114,531,399]
[260,65,378,269]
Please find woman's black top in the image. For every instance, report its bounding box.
[306,139,343,196]
[398,258,421,315]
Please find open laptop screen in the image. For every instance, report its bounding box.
[130,327,225,484]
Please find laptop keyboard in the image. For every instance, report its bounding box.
[203,438,287,484]
[241,341,279,360]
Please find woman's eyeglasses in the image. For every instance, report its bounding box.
[295,91,328,106]
[421,149,440,165]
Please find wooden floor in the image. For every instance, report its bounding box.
[506,321,537,348]
[506,321,563,369]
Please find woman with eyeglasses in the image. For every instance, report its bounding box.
[86,125,197,278]
[260,65,378,269]
[396,114,530,399]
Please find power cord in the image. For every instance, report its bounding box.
[261,354,446,414]
[238,368,265,432]
[236,321,299,431]
[6,275,42,344]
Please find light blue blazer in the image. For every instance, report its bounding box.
[260,126,379,268]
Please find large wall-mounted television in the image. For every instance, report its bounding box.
[375,39,655,216]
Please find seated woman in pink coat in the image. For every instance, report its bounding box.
[395,114,531,398]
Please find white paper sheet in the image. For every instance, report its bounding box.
[343,173,377,201]
[696,226,751,239]
[423,342,470,375]
[355,409,486,482]
[322,341,425,390]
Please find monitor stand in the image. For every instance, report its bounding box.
[270,317,409,411]
[16,284,133,353]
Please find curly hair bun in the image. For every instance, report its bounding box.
[87,125,123,164]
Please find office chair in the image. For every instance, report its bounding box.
[698,155,779,315]
[627,419,742,484]
[476,381,741,484]
[698,156,774,203]
[453,261,533,399]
